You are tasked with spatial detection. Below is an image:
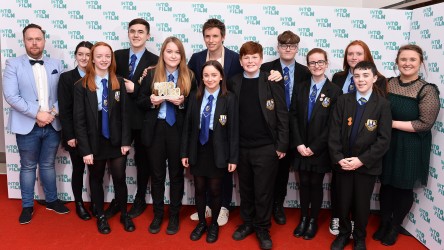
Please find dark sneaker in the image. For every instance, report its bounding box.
[232,224,254,240]
[256,229,272,250]
[46,200,70,214]
[149,216,163,234]
[166,215,180,235]
[128,197,147,218]
[19,207,34,224]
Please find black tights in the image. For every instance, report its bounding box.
[379,184,413,225]
[194,176,222,224]
[70,151,87,202]
[89,156,127,217]
[299,170,325,220]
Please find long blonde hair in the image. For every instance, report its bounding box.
[82,42,119,91]
[152,37,193,96]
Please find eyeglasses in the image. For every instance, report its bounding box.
[278,44,298,50]
[308,60,327,67]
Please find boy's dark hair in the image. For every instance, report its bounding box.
[353,61,377,76]
[128,18,150,33]
[277,30,300,45]
[202,18,225,38]
[22,23,45,37]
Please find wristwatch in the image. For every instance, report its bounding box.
[50,108,58,117]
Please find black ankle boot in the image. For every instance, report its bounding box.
[293,217,309,237]
[373,220,389,241]
[381,224,399,246]
[303,218,318,240]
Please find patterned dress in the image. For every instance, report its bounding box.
[381,77,440,189]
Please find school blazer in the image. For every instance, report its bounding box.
[114,48,159,130]
[290,79,342,167]
[261,58,311,94]
[188,47,243,85]
[73,77,131,157]
[228,71,289,153]
[136,70,197,147]
[332,71,388,94]
[328,92,392,175]
[180,91,239,168]
[58,68,82,151]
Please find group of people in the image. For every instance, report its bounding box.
[2,17,440,250]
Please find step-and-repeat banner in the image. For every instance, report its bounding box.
[0,1,442,248]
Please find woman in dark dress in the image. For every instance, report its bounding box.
[74,42,133,234]
[181,60,238,243]
[290,48,341,240]
[137,37,196,235]
[58,41,93,221]
[375,44,440,246]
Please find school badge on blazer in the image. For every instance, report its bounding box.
[266,99,275,110]
[321,97,331,107]
[115,91,120,102]
[365,119,377,131]
[219,115,227,126]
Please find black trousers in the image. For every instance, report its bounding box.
[273,151,292,206]
[335,171,376,240]
[131,129,150,201]
[69,150,87,202]
[147,120,184,217]
[238,144,279,229]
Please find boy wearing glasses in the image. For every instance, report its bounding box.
[261,30,311,225]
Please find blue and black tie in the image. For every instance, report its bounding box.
[128,54,137,79]
[199,95,214,145]
[359,97,367,106]
[283,66,291,110]
[101,78,110,139]
[307,85,317,123]
[348,76,355,93]
[165,74,176,126]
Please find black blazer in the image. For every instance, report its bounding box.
[180,91,239,168]
[228,71,289,152]
[332,71,387,95]
[114,48,159,130]
[328,92,392,175]
[58,67,82,151]
[261,58,311,93]
[290,79,342,170]
[73,77,131,157]
[188,47,243,84]
[136,70,197,147]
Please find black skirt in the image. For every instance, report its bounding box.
[95,111,122,160]
[191,130,226,178]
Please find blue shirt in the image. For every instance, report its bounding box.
[77,67,86,77]
[280,60,295,100]
[356,89,373,103]
[243,71,260,79]
[95,74,109,111]
[129,49,145,76]
[158,69,179,119]
[309,77,327,102]
[341,71,354,94]
[199,87,220,130]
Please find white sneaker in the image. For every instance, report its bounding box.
[189,206,211,221]
[217,207,229,226]
[329,217,339,235]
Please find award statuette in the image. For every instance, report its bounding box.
[153,81,181,99]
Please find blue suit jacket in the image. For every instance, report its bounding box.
[188,47,243,85]
[3,54,64,134]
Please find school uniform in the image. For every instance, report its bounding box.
[261,59,311,218]
[137,69,197,218]
[328,91,391,241]
[332,70,387,94]
[229,71,289,230]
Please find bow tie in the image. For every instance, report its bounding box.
[29,60,44,65]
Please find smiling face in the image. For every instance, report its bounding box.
[353,68,377,96]
[128,24,149,52]
[24,28,45,59]
[204,27,224,54]
[346,45,365,71]
[75,46,91,71]
[202,65,223,93]
[163,41,181,73]
[277,43,298,64]
[307,52,328,79]
[397,49,421,81]
[240,53,263,77]
[92,45,112,72]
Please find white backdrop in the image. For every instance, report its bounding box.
[1,1,442,248]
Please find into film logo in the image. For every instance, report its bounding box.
[370,9,385,19]
[17,0,32,8]
[351,19,367,29]
[335,8,350,18]
[173,13,189,23]
[420,29,431,39]
[86,0,102,10]
[227,4,243,14]
[429,166,438,179]
[286,199,300,208]
[245,16,260,25]
[0,8,15,18]
[424,187,435,202]
[51,20,67,29]
[58,192,72,201]
[34,10,49,19]
[263,47,277,57]
[428,62,440,73]
[68,10,84,20]
[429,227,442,245]
[439,181,444,196]
[408,211,416,224]
[371,50,382,60]
[156,2,172,12]
[423,7,433,17]
[227,25,242,35]
[8,181,20,189]
[52,0,67,8]
[192,3,207,13]
[297,27,313,37]
[299,7,314,16]
[156,23,172,32]
[103,31,119,41]
[368,30,384,40]
[57,174,72,182]
[316,18,331,28]
[263,5,279,15]
[262,26,278,36]
[86,20,102,30]
[191,43,204,53]
[0,29,16,38]
[432,39,442,49]
[121,1,136,10]
[432,144,442,157]
[103,11,119,20]
[385,21,401,30]
[7,163,20,172]
[52,40,67,49]
[434,16,444,26]
[280,17,295,26]
[433,205,444,222]
[420,207,431,223]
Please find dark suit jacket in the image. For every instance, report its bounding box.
[114,48,159,130]
[188,47,243,85]
[290,79,342,170]
[328,92,392,175]
[58,68,82,151]
[180,91,239,168]
[136,70,197,147]
[228,71,289,152]
[261,58,311,92]
[74,77,131,157]
[332,71,387,95]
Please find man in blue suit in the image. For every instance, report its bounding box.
[3,23,69,224]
